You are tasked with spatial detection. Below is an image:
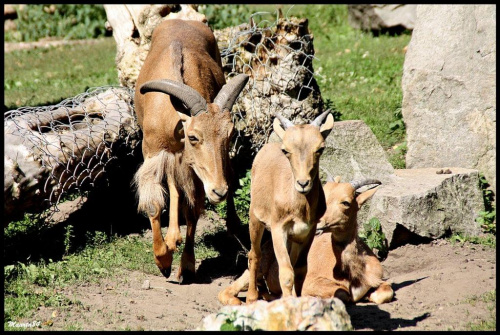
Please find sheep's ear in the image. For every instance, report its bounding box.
[273,117,286,140]
[356,186,379,208]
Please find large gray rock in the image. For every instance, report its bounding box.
[366,168,485,248]
[348,5,417,33]
[196,296,352,331]
[402,5,496,193]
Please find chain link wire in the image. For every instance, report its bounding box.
[4,86,140,219]
[216,10,324,154]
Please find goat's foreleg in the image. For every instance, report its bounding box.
[247,211,265,304]
[148,202,173,278]
[177,203,200,284]
[271,225,295,297]
[363,254,393,304]
[368,282,394,304]
[162,175,183,277]
[218,269,250,305]
[133,151,172,278]
[224,165,242,235]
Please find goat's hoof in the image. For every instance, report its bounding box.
[177,269,196,285]
[159,266,172,279]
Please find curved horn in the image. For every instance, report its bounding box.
[310,109,332,128]
[350,179,382,191]
[274,112,294,130]
[214,74,250,112]
[140,79,208,116]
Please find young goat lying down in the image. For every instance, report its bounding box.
[218,176,393,305]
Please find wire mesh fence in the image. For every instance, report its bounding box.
[4,86,140,222]
[215,9,324,154]
[4,10,324,222]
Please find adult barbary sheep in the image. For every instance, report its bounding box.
[246,110,334,304]
[218,176,393,305]
[133,18,249,283]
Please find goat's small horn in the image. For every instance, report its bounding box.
[320,166,335,182]
[140,79,207,116]
[350,179,382,191]
[310,109,332,128]
[214,74,250,113]
[274,112,294,130]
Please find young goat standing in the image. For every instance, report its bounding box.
[218,176,393,305]
[246,111,334,304]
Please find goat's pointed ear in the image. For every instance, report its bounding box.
[273,117,286,140]
[356,186,379,208]
[334,176,341,183]
[320,113,334,139]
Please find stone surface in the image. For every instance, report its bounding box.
[365,168,485,247]
[348,5,417,32]
[196,296,352,331]
[402,5,496,193]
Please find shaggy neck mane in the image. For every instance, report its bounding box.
[166,150,200,208]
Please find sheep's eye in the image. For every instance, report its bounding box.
[188,135,199,143]
[281,148,290,155]
[341,201,351,207]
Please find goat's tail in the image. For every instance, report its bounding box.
[132,150,173,216]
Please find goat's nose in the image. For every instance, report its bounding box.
[212,187,228,199]
[297,179,310,188]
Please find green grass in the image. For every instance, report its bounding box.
[448,233,496,248]
[4,37,118,109]
[465,290,496,331]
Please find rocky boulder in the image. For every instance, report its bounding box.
[402,5,496,194]
[348,4,417,34]
[365,168,485,248]
[196,296,352,331]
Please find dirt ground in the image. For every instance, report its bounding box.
[23,216,496,331]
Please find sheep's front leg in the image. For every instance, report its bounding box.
[271,225,294,297]
[247,211,265,304]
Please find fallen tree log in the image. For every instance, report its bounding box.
[4,86,140,225]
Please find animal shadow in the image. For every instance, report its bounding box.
[346,276,430,330]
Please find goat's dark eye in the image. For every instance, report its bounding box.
[188,135,198,143]
[282,148,290,155]
[341,201,351,207]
